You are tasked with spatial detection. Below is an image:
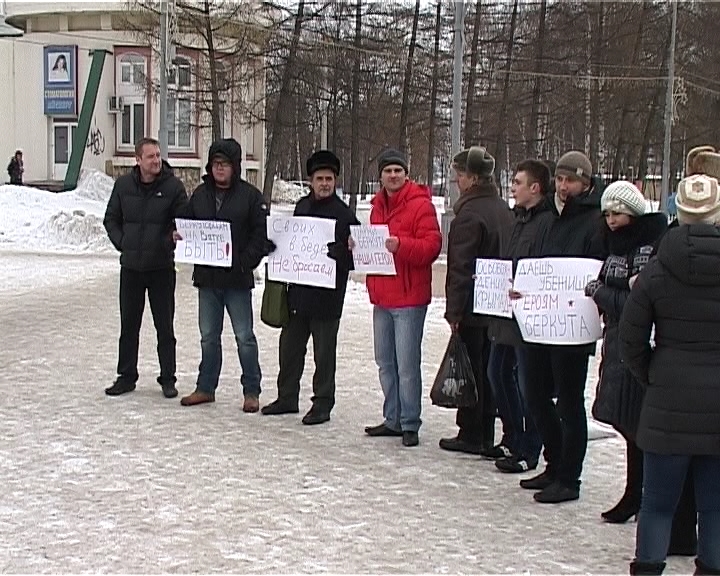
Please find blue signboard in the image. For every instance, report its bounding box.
[44,45,78,117]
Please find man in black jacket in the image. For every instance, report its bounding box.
[261,150,359,425]
[179,138,268,413]
[103,137,188,398]
[520,150,605,504]
[7,150,23,185]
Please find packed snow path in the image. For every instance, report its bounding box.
[0,254,695,574]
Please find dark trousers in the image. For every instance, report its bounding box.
[276,313,341,412]
[525,346,589,485]
[117,267,176,385]
[455,325,495,446]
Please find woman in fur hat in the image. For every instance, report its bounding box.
[584,181,667,523]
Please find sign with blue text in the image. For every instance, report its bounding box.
[44,45,78,117]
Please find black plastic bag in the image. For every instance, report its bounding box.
[430,333,478,408]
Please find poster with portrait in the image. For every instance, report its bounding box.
[44,45,77,116]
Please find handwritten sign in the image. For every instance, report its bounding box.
[473,259,513,318]
[175,218,232,267]
[512,257,603,345]
[349,224,396,275]
[267,215,336,288]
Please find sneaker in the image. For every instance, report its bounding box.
[243,396,260,413]
[180,390,215,406]
[402,431,419,447]
[495,455,538,474]
[364,423,403,437]
[302,408,330,425]
[533,481,580,503]
[519,469,555,490]
[105,380,136,396]
[438,435,483,454]
[261,400,299,415]
[480,443,513,460]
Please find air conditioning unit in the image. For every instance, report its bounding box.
[108,96,124,113]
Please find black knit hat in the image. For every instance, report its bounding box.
[306,150,340,177]
[377,148,408,174]
[452,146,495,177]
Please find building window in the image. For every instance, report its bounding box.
[120,53,146,86]
[121,102,145,146]
[168,57,193,150]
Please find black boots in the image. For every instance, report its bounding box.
[604,438,642,522]
[630,561,665,575]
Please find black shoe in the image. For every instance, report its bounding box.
[630,561,666,575]
[533,481,580,504]
[519,469,555,490]
[480,443,513,460]
[302,408,330,426]
[438,435,482,454]
[160,382,178,399]
[601,492,641,524]
[261,400,299,415]
[495,455,538,474]
[402,431,419,447]
[105,380,136,396]
[364,423,403,437]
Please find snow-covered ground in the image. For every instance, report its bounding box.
[0,176,694,573]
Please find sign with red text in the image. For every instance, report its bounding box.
[512,257,603,345]
[350,224,396,275]
[267,215,336,288]
[473,258,513,318]
[175,218,232,267]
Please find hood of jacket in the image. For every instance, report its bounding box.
[657,223,720,287]
[371,179,432,211]
[605,212,668,255]
[204,138,242,186]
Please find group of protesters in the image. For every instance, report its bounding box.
[102,135,719,575]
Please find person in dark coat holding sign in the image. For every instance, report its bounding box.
[584,181,667,523]
[439,146,514,455]
[262,151,359,425]
[520,150,606,504]
[103,137,188,399]
[179,138,269,413]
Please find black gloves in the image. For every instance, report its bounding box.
[326,241,347,262]
[584,279,604,299]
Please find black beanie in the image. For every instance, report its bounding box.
[377,148,408,174]
[306,150,340,176]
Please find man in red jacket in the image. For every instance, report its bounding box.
[361,148,442,447]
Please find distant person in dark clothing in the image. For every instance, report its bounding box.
[103,137,188,399]
[7,150,23,185]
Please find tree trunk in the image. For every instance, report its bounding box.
[426,1,442,187]
[203,0,222,142]
[349,0,362,214]
[589,3,604,170]
[493,0,518,188]
[262,0,305,206]
[527,0,547,157]
[398,0,421,151]
[464,2,482,146]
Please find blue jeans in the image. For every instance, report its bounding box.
[487,343,542,460]
[373,305,428,433]
[196,288,262,397]
[636,452,720,569]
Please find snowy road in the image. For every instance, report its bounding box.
[0,252,694,574]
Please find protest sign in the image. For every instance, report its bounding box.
[175,218,232,267]
[349,224,396,275]
[267,215,336,288]
[473,259,513,318]
[512,257,603,345]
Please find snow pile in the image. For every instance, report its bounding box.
[272,179,309,205]
[74,169,115,203]
[0,184,113,254]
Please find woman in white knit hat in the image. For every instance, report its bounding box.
[584,181,667,524]
[620,172,720,574]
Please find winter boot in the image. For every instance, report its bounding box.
[105,379,136,396]
[439,435,483,454]
[533,481,580,504]
[520,469,555,490]
[603,438,642,523]
[629,561,665,575]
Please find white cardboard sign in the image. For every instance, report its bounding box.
[473,258,513,318]
[512,257,603,345]
[266,215,336,288]
[175,218,232,267]
[350,224,396,275]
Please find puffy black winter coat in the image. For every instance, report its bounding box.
[104,162,188,271]
[287,193,360,319]
[620,224,720,456]
[487,197,555,346]
[186,139,269,290]
[590,213,667,437]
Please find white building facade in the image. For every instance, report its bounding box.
[0,2,266,190]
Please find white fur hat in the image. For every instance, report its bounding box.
[676,174,720,225]
[601,181,646,217]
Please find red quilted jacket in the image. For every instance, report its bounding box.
[366,180,442,308]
